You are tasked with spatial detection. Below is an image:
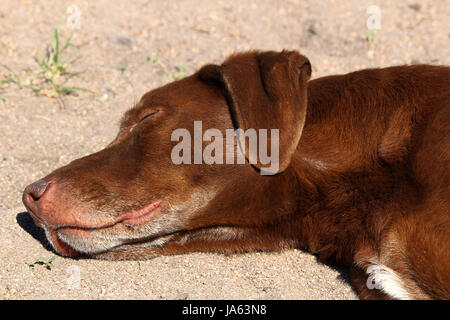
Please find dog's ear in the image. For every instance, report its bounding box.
[199,50,311,174]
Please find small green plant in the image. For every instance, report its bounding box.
[25,255,56,270]
[0,64,24,87]
[172,65,187,80]
[33,28,89,97]
[1,28,89,101]
[147,58,187,81]
[0,63,42,96]
[146,55,158,63]
[367,30,376,42]
[116,63,127,72]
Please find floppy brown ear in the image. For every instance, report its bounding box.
[199,50,311,174]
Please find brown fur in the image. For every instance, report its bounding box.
[22,50,450,299]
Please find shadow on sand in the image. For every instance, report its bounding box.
[16,211,56,254]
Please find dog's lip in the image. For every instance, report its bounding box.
[36,200,164,230]
[49,229,82,257]
[119,200,163,226]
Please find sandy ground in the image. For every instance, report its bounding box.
[0,0,448,300]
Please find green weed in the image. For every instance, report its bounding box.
[1,28,90,102]
[25,255,56,270]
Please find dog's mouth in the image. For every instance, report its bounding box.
[39,201,164,258]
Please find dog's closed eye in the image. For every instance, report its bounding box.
[128,110,161,132]
[139,110,160,123]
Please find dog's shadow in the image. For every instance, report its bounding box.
[16,211,56,254]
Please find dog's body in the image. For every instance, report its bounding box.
[22,51,449,299]
[302,66,450,299]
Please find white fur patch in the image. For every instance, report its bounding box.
[366,264,412,300]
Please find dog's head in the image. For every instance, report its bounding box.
[22,50,311,259]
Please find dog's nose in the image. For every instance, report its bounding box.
[22,179,52,221]
[24,178,51,201]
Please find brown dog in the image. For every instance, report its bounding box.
[22,50,449,299]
